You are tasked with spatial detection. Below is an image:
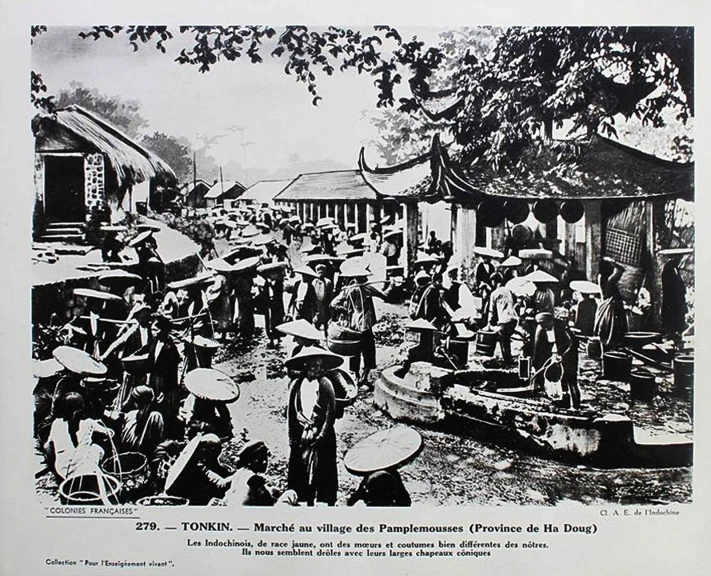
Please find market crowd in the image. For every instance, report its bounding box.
[33,204,691,506]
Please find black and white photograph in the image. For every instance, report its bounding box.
[25,22,697,511]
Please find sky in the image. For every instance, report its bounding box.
[32,26,443,184]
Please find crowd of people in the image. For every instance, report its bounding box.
[33,203,691,506]
[33,206,418,507]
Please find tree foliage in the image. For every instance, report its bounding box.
[37,25,694,169]
[141,132,193,183]
[53,82,148,138]
[452,27,693,168]
[74,25,443,108]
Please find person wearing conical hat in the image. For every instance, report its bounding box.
[287,267,319,325]
[330,266,392,387]
[474,252,496,297]
[282,218,294,245]
[379,230,400,266]
[408,271,448,329]
[133,231,165,295]
[182,393,234,443]
[488,273,519,365]
[319,224,337,256]
[69,289,119,360]
[532,312,580,409]
[285,347,342,506]
[232,264,259,341]
[147,314,182,438]
[531,278,556,316]
[312,263,334,334]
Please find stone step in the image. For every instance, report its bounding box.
[46,220,85,226]
[39,232,85,243]
[42,226,85,234]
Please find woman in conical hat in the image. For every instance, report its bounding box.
[285,347,342,506]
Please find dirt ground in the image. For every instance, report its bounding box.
[214,300,692,508]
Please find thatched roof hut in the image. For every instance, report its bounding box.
[33,105,176,188]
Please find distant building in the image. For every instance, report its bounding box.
[237,179,292,208]
[178,179,211,209]
[32,105,175,236]
[204,180,246,209]
[274,169,399,234]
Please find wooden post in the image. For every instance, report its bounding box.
[648,198,667,328]
[584,200,602,281]
[367,203,375,232]
[456,205,478,284]
[565,221,576,262]
[404,201,419,278]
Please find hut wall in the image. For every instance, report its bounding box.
[83,153,106,220]
[33,154,45,234]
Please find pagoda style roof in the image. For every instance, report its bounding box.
[360,134,694,203]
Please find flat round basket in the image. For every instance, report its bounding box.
[184,368,240,403]
[344,426,423,475]
[53,346,107,376]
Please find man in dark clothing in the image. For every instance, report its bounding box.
[312,263,333,332]
[147,314,182,438]
[288,267,319,324]
[443,265,462,312]
[661,255,688,343]
[410,272,449,329]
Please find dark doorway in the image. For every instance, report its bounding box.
[44,156,85,221]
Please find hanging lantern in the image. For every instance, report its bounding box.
[511,223,534,246]
[560,200,585,223]
[477,198,506,228]
[533,199,559,223]
[503,199,530,224]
